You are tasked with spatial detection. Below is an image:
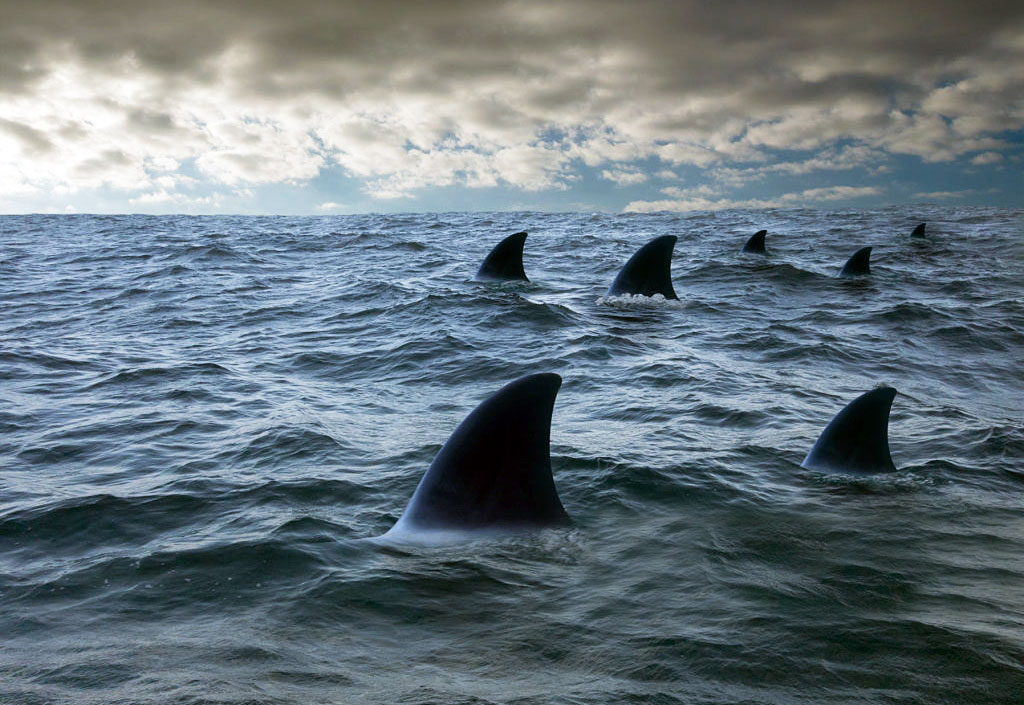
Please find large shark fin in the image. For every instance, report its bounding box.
[910,223,926,238]
[387,373,570,536]
[742,229,768,253]
[606,235,679,299]
[839,246,872,277]
[475,231,529,281]
[801,387,898,473]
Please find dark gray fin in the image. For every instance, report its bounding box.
[801,387,898,473]
[742,229,768,253]
[910,223,926,238]
[606,235,679,299]
[474,231,529,281]
[839,246,872,277]
[387,373,570,534]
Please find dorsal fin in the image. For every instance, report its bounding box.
[839,246,872,277]
[742,229,768,253]
[801,387,898,473]
[387,373,570,535]
[910,223,926,238]
[475,231,529,281]
[606,235,679,299]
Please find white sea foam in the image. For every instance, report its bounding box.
[595,292,685,309]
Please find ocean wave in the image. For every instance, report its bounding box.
[596,293,685,309]
[2,208,1022,704]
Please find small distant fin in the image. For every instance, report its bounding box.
[606,235,679,299]
[742,229,768,253]
[910,223,926,238]
[387,373,570,535]
[475,231,529,281]
[801,387,898,473]
[839,246,872,277]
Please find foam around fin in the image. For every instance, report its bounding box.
[910,223,926,238]
[742,229,768,253]
[606,235,679,299]
[475,231,529,281]
[801,387,898,473]
[387,373,569,535]
[839,246,872,277]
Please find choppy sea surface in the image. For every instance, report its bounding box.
[1,208,1022,705]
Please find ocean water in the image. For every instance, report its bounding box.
[1,207,1022,705]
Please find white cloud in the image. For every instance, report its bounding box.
[39,204,77,214]
[914,190,974,199]
[788,185,882,202]
[626,184,881,212]
[971,151,1004,165]
[600,168,648,186]
[660,184,718,199]
[128,190,225,207]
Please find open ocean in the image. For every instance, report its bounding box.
[1,207,1022,705]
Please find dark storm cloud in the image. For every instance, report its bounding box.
[125,108,179,133]
[4,1,1019,98]
[0,118,54,154]
[1,0,1022,202]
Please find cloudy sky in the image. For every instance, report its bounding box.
[2,0,1022,214]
